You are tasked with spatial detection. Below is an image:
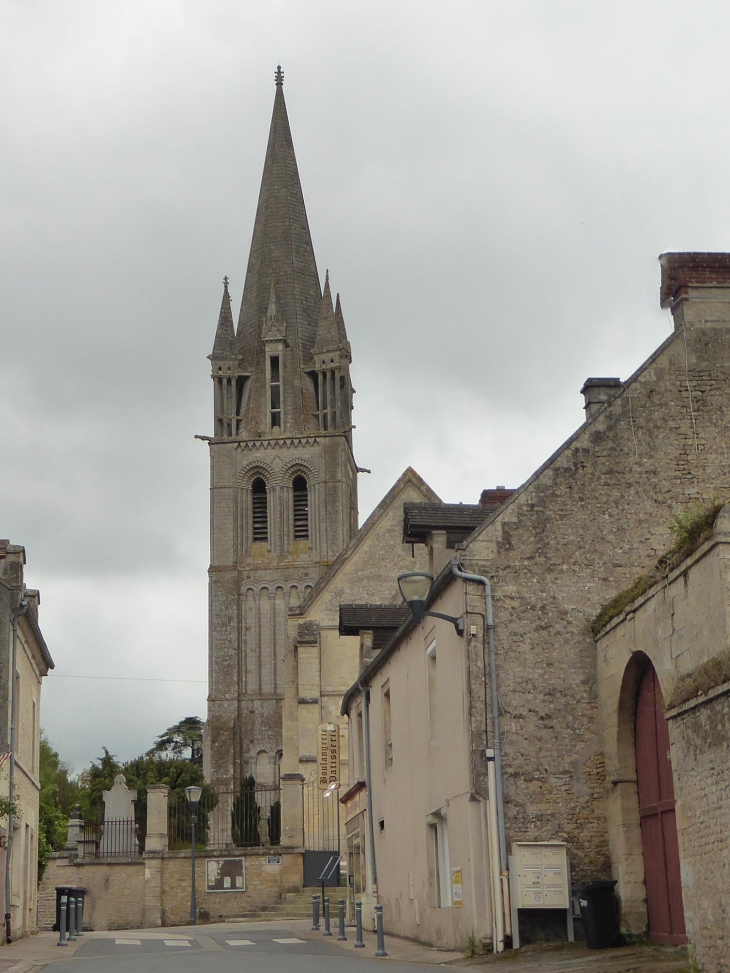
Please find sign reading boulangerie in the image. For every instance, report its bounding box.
[318,722,340,789]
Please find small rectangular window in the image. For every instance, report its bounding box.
[382,684,392,768]
[426,641,438,742]
[269,355,282,428]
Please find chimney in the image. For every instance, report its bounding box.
[580,378,622,419]
[660,252,730,331]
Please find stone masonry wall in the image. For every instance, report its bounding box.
[462,288,730,886]
[38,856,145,931]
[669,691,730,973]
[161,850,302,926]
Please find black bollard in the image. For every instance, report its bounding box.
[311,893,320,931]
[323,896,332,936]
[76,892,85,936]
[67,895,77,942]
[375,903,387,957]
[354,900,365,948]
[57,896,68,947]
[337,899,347,941]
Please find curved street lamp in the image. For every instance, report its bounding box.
[397,572,464,635]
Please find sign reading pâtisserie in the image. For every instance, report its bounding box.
[318,722,340,789]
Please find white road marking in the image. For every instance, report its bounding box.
[226,939,256,946]
[273,938,307,944]
[115,939,141,946]
[164,940,192,947]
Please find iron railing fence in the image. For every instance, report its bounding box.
[303,778,343,852]
[80,819,141,858]
[168,785,281,851]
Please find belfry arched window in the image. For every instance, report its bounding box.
[292,475,309,540]
[251,477,268,542]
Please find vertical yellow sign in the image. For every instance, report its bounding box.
[318,722,340,789]
[451,867,463,907]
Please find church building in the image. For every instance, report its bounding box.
[204,67,359,791]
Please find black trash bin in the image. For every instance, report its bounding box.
[54,886,86,933]
[575,880,622,949]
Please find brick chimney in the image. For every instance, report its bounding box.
[580,378,622,419]
[660,252,730,330]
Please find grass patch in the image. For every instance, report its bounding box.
[667,648,730,709]
[592,501,724,638]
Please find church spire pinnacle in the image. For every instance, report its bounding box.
[210,275,236,359]
[275,65,284,87]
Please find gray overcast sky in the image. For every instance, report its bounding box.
[3,0,729,772]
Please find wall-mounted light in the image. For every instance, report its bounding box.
[397,572,464,636]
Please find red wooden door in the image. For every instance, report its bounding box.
[635,662,686,945]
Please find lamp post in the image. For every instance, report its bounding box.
[397,572,464,635]
[185,785,203,925]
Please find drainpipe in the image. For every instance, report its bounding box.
[450,563,508,920]
[360,684,379,900]
[6,599,27,943]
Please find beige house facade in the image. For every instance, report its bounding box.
[341,252,730,957]
[0,542,54,940]
[596,504,730,973]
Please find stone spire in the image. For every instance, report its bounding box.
[210,276,236,359]
[334,292,351,358]
[236,68,321,370]
[312,271,341,355]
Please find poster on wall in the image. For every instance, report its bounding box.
[206,858,246,892]
[451,867,463,907]
[317,722,340,789]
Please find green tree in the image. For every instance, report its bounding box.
[232,776,260,846]
[76,747,122,822]
[38,733,80,879]
[146,717,203,765]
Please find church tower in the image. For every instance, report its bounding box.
[205,67,359,791]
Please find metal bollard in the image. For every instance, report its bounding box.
[375,903,387,957]
[67,895,77,941]
[76,892,85,936]
[337,899,347,941]
[57,896,68,946]
[323,896,332,936]
[311,893,320,931]
[354,900,365,947]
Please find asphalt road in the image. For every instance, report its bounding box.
[46,924,440,973]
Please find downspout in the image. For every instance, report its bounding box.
[450,563,508,922]
[6,599,27,943]
[360,684,379,898]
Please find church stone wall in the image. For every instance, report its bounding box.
[463,291,730,884]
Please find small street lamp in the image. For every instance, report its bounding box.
[397,572,464,635]
[185,785,203,925]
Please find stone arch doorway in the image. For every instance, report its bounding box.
[634,660,686,945]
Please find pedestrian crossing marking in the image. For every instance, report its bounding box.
[164,940,191,947]
[226,939,256,946]
[273,938,307,944]
[115,939,141,945]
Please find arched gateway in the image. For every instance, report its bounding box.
[634,661,686,945]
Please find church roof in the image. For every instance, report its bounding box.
[236,67,322,370]
[339,604,409,635]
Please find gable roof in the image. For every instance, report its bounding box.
[295,467,441,616]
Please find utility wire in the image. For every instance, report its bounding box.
[47,674,206,684]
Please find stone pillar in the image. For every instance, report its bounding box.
[145,785,169,853]
[143,855,164,928]
[65,805,83,856]
[281,773,304,850]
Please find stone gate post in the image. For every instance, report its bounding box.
[280,773,304,849]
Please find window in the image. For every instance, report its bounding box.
[429,810,452,907]
[269,355,282,428]
[292,475,309,540]
[382,684,392,767]
[251,478,268,542]
[356,709,365,780]
[426,640,438,742]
